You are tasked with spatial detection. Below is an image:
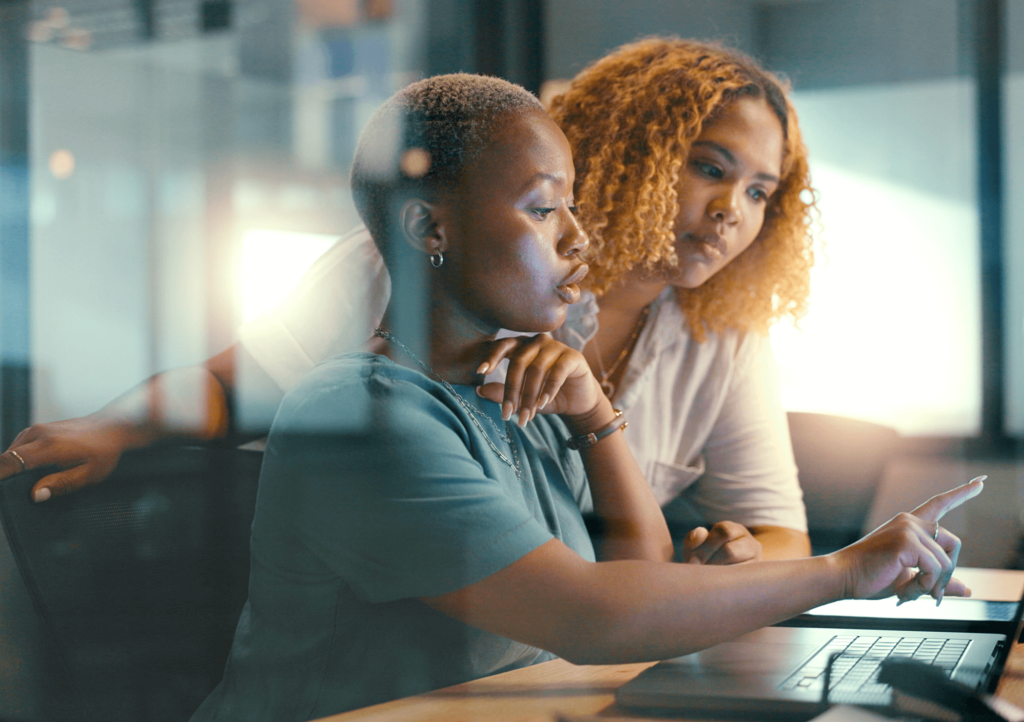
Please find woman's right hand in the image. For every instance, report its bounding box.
[473,333,606,428]
[0,416,130,501]
[832,477,985,604]
[473,334,607,428]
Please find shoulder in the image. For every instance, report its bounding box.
[656,290,771,366]
[306,225,376,271]
[273,353,455,435]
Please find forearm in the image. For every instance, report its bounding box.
[93,366,230,449]
[568,401,672,563]
[562,554,843,664]
[750,525,812,560]
[433,539,847,665]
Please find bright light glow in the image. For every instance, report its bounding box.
[772,79,981,437]
[240,229,336,322]
[49,149,75,179]
[771,163,981,436]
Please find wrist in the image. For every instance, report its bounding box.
[563,395,617,437]
[88,411,157,449]
[821,551,852,602]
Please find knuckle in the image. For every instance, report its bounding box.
[27,423,53,442]
[45,478,72,495]
[719,546,742,564]
[895,512,914,525]
[506,355,527,372]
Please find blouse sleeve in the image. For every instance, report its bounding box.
[237,226,391,392]
[683,333,808,532]
[254,366,555,604]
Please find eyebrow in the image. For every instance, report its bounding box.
[691,140,780,184]
[518,172,567,193]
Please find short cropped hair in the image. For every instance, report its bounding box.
[351,73,543,267]
[548,38,817,340]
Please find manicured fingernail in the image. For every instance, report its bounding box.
[476,386,484,396]
[539,393,550,409]
[33,487,51,503]
[896,598,905,607]
[477,362,490,375]
[502,402,512,421]
[936,589,944,606]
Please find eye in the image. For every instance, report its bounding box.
[692,160,724,180]
[748,187,770,203]
[531,207,556,219]
[568,204,579,215]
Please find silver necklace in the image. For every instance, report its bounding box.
[374,328,522,481]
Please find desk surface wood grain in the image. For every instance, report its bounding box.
[317,658,658,722]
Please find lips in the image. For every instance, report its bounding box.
[685,233,727,261]
[555,263,589,304]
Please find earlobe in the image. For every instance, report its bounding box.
[399,199,447,257]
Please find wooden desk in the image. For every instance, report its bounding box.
[319,568,1024,722]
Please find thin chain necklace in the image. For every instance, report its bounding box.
[591,304,651,398]
[373,328,522,481]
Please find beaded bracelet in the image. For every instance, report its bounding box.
[565,409,628,451]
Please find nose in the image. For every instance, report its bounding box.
[707,185,741,225]
[557,208,589,257]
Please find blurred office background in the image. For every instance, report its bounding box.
[0,0,1023,715]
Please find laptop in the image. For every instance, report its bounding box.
[780,596,1021,634]
[780,567,1024,634]
[616,572,1024,719]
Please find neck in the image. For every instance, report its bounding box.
[580,273,667,396]
[376,284,499,386]
[595,272,668,320]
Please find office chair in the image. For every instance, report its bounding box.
[0,445,263,722]
[787,412,900,555]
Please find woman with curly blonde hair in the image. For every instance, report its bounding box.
[546,37,815,563]
[3,38,813,566]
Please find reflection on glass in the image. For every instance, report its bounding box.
[240,228,335,322]
[29,2,424,424]
[1005,71,1024,435]
[772,79,980,436]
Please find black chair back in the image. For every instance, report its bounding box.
[788,412,900,555]
[0,445,262,722]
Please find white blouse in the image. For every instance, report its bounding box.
[238,226,806,532]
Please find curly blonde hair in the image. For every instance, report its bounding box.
[548,38,816,340]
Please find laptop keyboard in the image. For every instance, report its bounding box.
[780,635,969,696]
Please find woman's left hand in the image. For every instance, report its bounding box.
[681,521,763,565]
[474,335,604,426]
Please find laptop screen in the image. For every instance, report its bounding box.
[803,597,1019,624]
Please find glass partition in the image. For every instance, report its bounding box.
[772,78,980,436]
[1005,0,1024,436]
[28,0,425,423]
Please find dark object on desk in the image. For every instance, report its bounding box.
[0,445,262,722]
[878,657,1007,721]
[788,412,899,555]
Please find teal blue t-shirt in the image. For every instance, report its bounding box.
[191,353,595,721]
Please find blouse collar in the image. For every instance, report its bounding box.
[553,287,685,407]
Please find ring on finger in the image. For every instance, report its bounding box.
[6,449,26,472]
[932,520,940,542]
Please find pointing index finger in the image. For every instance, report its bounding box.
[912,476,986,523]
